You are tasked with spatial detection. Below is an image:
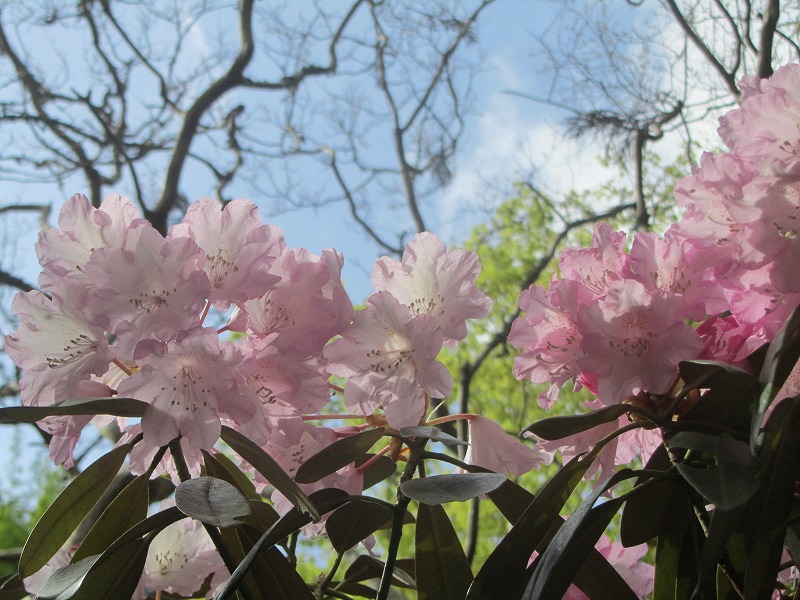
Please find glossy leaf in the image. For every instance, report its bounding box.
[71,472,150,561]
[220,425,319,520]
[213,489,350,600]
[65,537,150,600]
[356,454,397,489]
[669,432,759,511]
[203,449,259,500]
[175,476,252,527]
[524,469,637,600]
[0,397,148,423]
[341,555,416,590]
[326,499,394,553]
[237,527,314,600]
[653,511,702,600]
[401,473,505,504]
[19,444,130,578]
[678,362,757,435]
[468,454,593,600]
[620,445,689,547]
[415,503,473,600]
[399,425,467,446]
[522,404,633,441]
[753,304,800,452]
[0,574,26,600]
[294,427,385,484]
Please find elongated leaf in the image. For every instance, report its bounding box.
[220,426,319,520]
[669,432,759,511]
[237,528,314,600]
[678,360,754,391]
[752,304,800,452]
[175,476,252,527]
[341,555,416,590]
[71,472,150,561]
[294,427,385,484]
[399,426,467,446]
[416,503,473,600]
[213,489,350,600]
[678,362,757,435]
[620,448,689,546]
[522,404,633,441]
[0,574,26,600]
[327,499,394,553]
[64,537,150,600]
[467,454,593,600]
[20,444,130,578]
[203,449,259,500]
[356,454,397,489]
[653,509,702,600]
[37,557,100,600]
[0,397,148,423]
[524,469,636,600]
[401,473,505,504]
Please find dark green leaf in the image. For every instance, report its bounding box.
[678,362,758,434]
[399,426,467,446]
[678,360,755,391]
[341,555,416,590]
[753,304,800,452]
[37,557,100,600]
[64,537,150,600]
[220,425,319,520]
[669,432,759,511]
[203,450,259,500]
[415,503,473,600]
[19,444,130,578]
[653,512,702,600]
[175,476,252,527]
[336,582,378,598]
[522,404,634,441]
[621,445,690,546]
[213,489,350,600]
[523,470,637,600]
[467,454,594,600]
[326,499,394,553]
[237,527,314,600]
[0,397,148,423]
[71,472,150,561]
[401,473,506,504]
[0,573,26,600]
[294,428,385,484]
[355,454,397,489]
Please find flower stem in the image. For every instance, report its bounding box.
[426,413,474,427]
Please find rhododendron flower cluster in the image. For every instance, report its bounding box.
[510,62,800,472]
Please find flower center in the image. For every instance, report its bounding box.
[46,334,98,368]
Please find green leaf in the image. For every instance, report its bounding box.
[752,304,800,452]
[326,499,394,553]
[653,509,703,600]
[400,473,506,504]
[678,361,758,434]
[523,470,637,600]
[0,573,27,600]
[340,555,416,590]
[19,444,130,578]
[237,528,314,600]
[203,449,259,500]
[620,446,690,546]
[175,476,252,528]
[356,454,397,489]
[399,425,467,446]
[522,404,633,441]
[415,503,473,600]
[71,472,150,561]
[63,537,150,600]
[669,432,759,511]
[0,397,148,423]
[467,454,593,600]
[220,425,319,520]
[294,427,385,484]
[213,489,350,600]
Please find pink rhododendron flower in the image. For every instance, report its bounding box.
[137,514,227,599]
[170,198,284,309]
[463,415,551,476]
[117,327,244,449]
[509,279,586,408]
[578,279,703,405]
[36,193,144,290]
[559,222,629,296]
[4,290,112,406]
[84,226,210,350]
[325,292,452,429]
[372,232,492,345]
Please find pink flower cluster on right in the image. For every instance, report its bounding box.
[510,63,800,452]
